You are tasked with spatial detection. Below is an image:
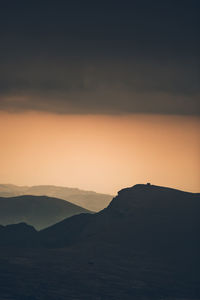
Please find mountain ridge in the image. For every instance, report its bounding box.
[0,194,91,230]
[37,184,200,247]
[0,184,113,211]
[1,184,199,249]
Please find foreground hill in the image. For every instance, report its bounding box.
[0,195,91,230]
[35,184,200,249]
[0,184,199,299]
[0,184,113,211]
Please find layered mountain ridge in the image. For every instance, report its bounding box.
[0,195,91,230]
[1,184,199,250]
[0,184,113,211]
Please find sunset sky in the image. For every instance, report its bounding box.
[0,1,199,194]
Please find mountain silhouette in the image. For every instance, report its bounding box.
[35,184,200,251]
[0,184,113,211]
[0,184,199,299]
[1,184,199,251]
[0,195,91,230]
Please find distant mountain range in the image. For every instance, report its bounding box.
[1,184,199,248]
[0,184,199,299]
[0,184,113,211]
[0,195,91,230]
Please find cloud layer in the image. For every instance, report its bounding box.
[0,1,199,115]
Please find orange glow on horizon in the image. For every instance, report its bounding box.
[0,112,199,194]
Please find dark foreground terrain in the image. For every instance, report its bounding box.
[0,184,199,300]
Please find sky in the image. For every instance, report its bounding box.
[0,112,199,194]
[0,1,199,193]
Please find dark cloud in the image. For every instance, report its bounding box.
[0,0,199,115]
